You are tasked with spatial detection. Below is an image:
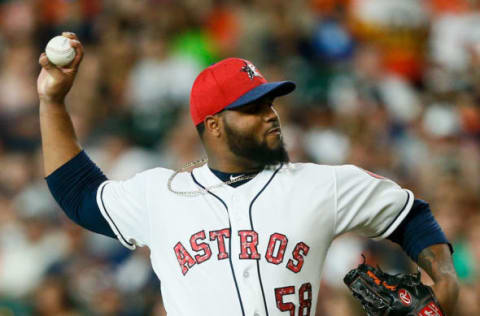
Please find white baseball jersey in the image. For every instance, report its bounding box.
[96,162,414,316]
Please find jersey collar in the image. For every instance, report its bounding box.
[191,163,282,199]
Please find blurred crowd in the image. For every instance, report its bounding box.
[0,0,480,315]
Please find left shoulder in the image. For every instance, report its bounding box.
[274,162,336,182]
[332,164,399,185]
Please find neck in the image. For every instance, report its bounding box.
[206,152,264,173]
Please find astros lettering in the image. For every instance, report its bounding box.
[174,230,310,275]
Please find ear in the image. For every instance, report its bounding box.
[204,115,222,137]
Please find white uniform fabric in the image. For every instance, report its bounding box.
[96,162,413,316]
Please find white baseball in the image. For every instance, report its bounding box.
[45,35,76,67]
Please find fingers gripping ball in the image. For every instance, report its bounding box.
[45,36,76,67]
[344,257,445,316]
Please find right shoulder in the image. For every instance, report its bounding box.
[105,167,176,187]
[137,167,197,192]
[100,167,191,198]
[108,166,172,180]
[129,166,193,186]
[141,166,176,178]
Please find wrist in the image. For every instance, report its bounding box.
[432,278,459,315]
[38,89,67,104]
[39,97,66,108]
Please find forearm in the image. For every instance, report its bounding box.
[418,244,459,315]
[39,100,82,176]
[37,32,84,176]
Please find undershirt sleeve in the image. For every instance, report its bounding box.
[45,150,115,238]
[387,199,452,262]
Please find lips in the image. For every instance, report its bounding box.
[266,127,281,135]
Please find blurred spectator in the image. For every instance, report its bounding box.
[33,276,82,316]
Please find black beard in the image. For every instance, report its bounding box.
[223,120,289,167]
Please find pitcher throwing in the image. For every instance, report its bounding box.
[37,32,459,315]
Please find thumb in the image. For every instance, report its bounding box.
[39,53,64,80]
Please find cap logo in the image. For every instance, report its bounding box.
[241,61,262,80]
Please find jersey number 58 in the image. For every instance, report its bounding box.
[275,282,312,315]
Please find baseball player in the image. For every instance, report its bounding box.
[37,32,458,315]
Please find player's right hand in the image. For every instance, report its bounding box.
[37,32,84,104]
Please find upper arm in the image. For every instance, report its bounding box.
[45,150,115,238]
[96,172,151,250]
[334,165,414,238]
[387,199,452,262]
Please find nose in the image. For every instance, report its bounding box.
[264,104,279,122]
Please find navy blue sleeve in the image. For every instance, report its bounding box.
[387,199,452,263]
[45,151,115,238]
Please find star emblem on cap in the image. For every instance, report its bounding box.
[241,61,262,80]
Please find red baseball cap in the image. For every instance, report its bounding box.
[190,57,296,125]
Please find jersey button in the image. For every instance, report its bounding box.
[243,270,249,278]
[253,312,260,316]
